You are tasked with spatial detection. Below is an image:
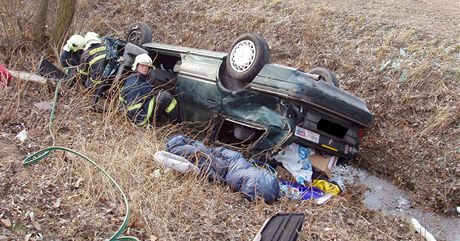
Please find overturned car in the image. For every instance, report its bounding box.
[116,23,373,161]
[66,23,374,161]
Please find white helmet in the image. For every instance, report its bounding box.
[84,32,101,48]
[132,53,153,71]
[63,34,85,52]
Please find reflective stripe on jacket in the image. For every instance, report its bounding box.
[120,73,177,126]
[79,43,107,86]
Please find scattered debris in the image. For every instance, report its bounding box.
[24,233,33,241]
[309,153,338,179]
[153,151,199,174]
[273,143,313,185]
[399,48,407,57]
[0,218,11,228]
[29,212,42,231]
[390,60,401,70]
[165,135,347,207]
[52,198,61,209]
[410,217,436,241]
[73,178,84,188]
[379,59,392,72]
[23,233,44,241]
[15,129,28,143]
[279,179,324,201]
[396,197,411,211]
[36,233,44,240]
[312,179,343,196]
[33,101,53,111]
[315,193,334,205]
[151,169,161,179]
[399,69,409,82]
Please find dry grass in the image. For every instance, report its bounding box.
[1,0,459,240]
[76,0,459,214]
[0,73,420,240]
[0,84,418,240]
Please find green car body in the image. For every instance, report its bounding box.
[137,41,373,160]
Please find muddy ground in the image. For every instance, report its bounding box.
[1,0,459,240]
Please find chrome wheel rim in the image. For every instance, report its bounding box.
[229,40,256,72]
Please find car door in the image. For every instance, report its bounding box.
[176,75,221,121]
[175,54,224,122]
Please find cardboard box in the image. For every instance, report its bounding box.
[275,165,296,182]
[309,153,338,178]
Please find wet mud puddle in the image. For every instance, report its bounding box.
[335,166,460,241]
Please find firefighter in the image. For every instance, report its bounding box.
[78,32,111,108]
[120,53,178,126]
[79,32,107,88]
[60,34,85,79]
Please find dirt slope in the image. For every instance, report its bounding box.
[313,0,460,39]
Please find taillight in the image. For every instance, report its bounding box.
[357,129,365,140]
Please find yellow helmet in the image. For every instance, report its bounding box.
[132,53,153,71]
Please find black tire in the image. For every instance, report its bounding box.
[308,67,340,88]
[225,33,270,83]
[126,22,153,45]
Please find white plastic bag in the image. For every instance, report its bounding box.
[153,151,200,174]
[273,143,313,184]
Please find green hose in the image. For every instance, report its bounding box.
[23,78,138,240]
[23,147,138,241]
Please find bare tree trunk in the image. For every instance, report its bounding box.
[51,0,76,48]
[32,0,48,48]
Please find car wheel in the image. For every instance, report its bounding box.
[126,22,153,45]
[225,33,270,82]
[308,67,340,88]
